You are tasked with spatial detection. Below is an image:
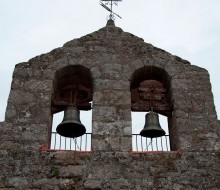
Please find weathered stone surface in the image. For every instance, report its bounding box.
[93,90,131,106]
[84,179,102,189]
[59,165,84,177]
[8,177,28,188]
[93,121,131,135]
[1,20,220,189]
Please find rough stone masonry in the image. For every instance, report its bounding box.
[0,20,220,189]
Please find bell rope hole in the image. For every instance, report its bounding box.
[130,66,173,152]
[49,65,93,151]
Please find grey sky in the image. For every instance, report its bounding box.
[0,0,219,123]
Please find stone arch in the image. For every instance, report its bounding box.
[130,66,177,150]
[131,66,170,90]
[49,65,93,149]
[52,65,93,113]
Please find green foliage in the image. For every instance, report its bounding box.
[51,166,59,178]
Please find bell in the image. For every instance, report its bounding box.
[140,111,165,138]
[56,105,86,138]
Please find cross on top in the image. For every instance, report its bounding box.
[100,0,122,20]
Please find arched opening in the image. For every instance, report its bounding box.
[130,66,173,151]
[49,65,93,151]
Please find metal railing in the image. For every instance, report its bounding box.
[132,134,170,152]
[50,132,92,151]
[50,132,170,152]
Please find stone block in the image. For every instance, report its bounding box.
[93,121,131,136]
[33,178,59,190]
[110,178,129,189]
[8,177,28,188]
[59,179,76,190]
[48,58,69,70]
[94,79,129,91]
[93,135,131,151]
[92,106,117,122]
[93,90,130,106]
[84,179,102,189]
[23,80,53,93]
[4,104,17,121]
[7,90,34,105]
[90,66,101,78]
[13,65,33,79]
[59,165,83,177]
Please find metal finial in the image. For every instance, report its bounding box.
[100,0,122,20]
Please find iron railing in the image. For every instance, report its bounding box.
[50,132,170,152]
[132,134,170,152]
[50,132,92,151]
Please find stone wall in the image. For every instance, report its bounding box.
[0,20,220,189]
[1,150,220,189]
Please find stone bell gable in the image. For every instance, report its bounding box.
[0,20,220,189]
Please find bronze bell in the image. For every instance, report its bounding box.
[56,105,86,138]
[140,111,165,138]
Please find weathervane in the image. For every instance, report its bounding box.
[100,0,122,20]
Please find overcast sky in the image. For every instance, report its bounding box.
[0,0,219,126]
